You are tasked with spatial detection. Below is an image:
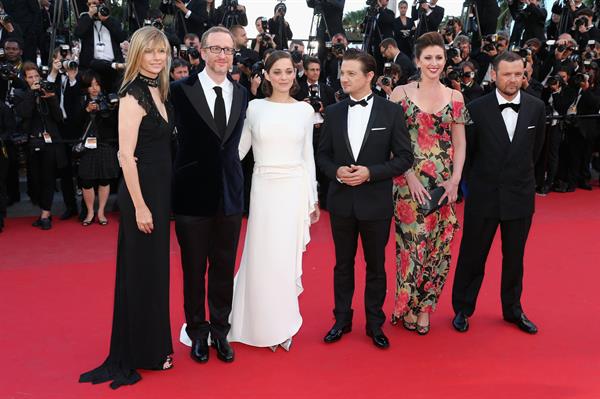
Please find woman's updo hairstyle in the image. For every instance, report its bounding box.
[414,31,446,60]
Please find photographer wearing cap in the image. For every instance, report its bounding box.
[15,62,66,231]
[74,0,127,92]
[268,2,293,50]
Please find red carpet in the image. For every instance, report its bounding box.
[1,191,600,399]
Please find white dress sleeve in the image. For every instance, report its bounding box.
[301,104,318,207]
[239,101,253,160]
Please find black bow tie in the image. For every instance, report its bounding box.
[349,94,373,107]
[499,102,520,113]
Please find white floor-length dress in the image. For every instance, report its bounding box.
[227,98,318,347]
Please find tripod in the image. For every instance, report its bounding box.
[460,0,482,43]
[307,8,330,56]
[122,0,143,34]
[361,5,380,54]
[48,0,80,66]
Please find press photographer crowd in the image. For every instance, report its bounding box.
[0,0,599,234]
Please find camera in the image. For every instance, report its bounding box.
[308,84,322,112]
[251,60,265,77]
[571,72,588,86]
[0,62,18,80]
[447,46,460,59]
[447,69,460,81]
[260,17,269,33]
[290,45,303,64]
[179,45,200,60]
[60,60,79,73]
[511,46,531,58]
[87,93,119,113]
[381,62,393,86]
[98,4,110,17]
[144,19,164,31]
[0,12,11,24]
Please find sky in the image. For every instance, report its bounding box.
[243,0,465,39]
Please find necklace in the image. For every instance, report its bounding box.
[138,73,160,88]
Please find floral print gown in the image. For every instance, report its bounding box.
[392,93,468,320]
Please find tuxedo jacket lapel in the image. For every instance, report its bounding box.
[489,94,512,147]
[224,83,243,143]
[357,95,378,160]
[511,93,530,146]
[340,101,354,163]
[182,75,220,140]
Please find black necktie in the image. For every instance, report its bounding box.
[213,86,226,138]
[349,94,373,107]
[499,102,520,113]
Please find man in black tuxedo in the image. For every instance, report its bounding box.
[379,38,416,85]
[171,26,248,363]
[318,50,413,349]
[452,51,546,335]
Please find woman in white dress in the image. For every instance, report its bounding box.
[228,51,320,351]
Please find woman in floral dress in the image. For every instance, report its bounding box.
[389,32,468,334]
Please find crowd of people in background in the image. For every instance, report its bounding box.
[0,0,599,234]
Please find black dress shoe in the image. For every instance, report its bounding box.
[59,208,78,220]
[366,330,390,349]
[32,216,52,227]
[323,324,352,343]
[190,338,209,363]
[452,312,469,332]
[578,182,593,191]
[504,313,538,334]
[212,337,234,363]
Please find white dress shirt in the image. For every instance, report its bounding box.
[347,93,374,160]
[496,89,520,142]
[47,73,77,119]
[92,20,115,62]
[199,69,233,124]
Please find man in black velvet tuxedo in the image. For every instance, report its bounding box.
[318,51,413,349]
[171,26,247,363]
[452,51,545,335]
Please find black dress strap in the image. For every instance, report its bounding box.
[118,79,152,114]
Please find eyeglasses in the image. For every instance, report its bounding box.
[203,46,236,56]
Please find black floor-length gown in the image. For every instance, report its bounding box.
[80,77,174,389]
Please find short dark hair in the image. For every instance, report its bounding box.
[492,50,524,70]
[4,38,22,49]
[460,61,477,72]
[414,31,445,60]
[170,58,190,73]
[576,8,594,18]
[80,69,103,93]
[229,25,245,35]
[261,50,299,97]
[342,49,377,75]
[380,38,398,50]
[303,56,320,70]
[146,8,163,19]
[399,0,408,6]
[290,40,304,49]
[22,61,38,75]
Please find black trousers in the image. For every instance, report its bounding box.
[330,214,391,333]
[175,211,242,340]
[452,214,532,319]
[535,124,561,187]
[59,148,77,211]
[566,128,589,187]
[28,147,58,212]
[0,147,8,217]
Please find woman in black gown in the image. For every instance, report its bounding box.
[393,0,416,59]
[79,26,174,389]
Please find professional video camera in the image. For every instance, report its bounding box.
[144,19,164,31]
[86,93,119,113]
[381,62,393,86]
[308,84,322,112]
[179,45,200,61]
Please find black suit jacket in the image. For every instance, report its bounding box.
[317,95,413,220]
[294,78,336,108]
[412,5,444,34]
[465,91,545,221]
[160,0,208,40]
[170,74,248,217]
[522,4,547,44]
[393,52,417,84]
[74,14,126,68]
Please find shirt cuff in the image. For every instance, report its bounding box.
[336,177,344,184]
[185,10,192,18]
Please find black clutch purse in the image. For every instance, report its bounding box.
[418,186,448,216]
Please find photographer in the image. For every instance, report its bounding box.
[412,0,444,36]
[74,0,127,92]
[393,0,415,59]
[47,45,83,220]
[251,17,275,59]
[379,38,416,85]
[268,2,293,50]
[515,0,547,45]
[292,56,335,208]
[230,25,259,67]
[161,0,212,40]
[522,59,543,98]
[289,40,305,79]
[145,8,181,49]
[1,0,39,62]
[538,37,577,84]
[546,12,561,41]
[321,32,347,91]
[170,58,190,81]
[214,0,248,28]
[570,9,600,50]
[179,33,202,72]
[443,18,465,45]
[374,62,402,98]
[15,62,66,230]
[448,61,483,103]
[472,33,507,84]
[77,70,119,226]
[0,100,16,232]
[308,0,345,65]
[0,4,24,52]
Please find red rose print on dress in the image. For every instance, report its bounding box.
[421,160,437,179]
[397,200,416,224]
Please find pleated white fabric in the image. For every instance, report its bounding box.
[227,99,318,347]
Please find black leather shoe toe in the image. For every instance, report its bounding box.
[191,338,209,363]
[504,313,538,334]
[366,330,389,349]
[212,337,234,363]
[323,324,352,343]
[452,312,469,332]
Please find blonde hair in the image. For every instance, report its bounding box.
[120,26,171,102]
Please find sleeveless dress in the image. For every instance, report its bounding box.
[391,92,468,320]
[79,78,174,389]
[228,99,318,347]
